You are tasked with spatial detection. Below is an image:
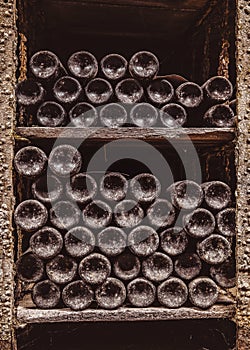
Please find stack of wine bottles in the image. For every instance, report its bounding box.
[15,144,236,310]
[16,50,236,128]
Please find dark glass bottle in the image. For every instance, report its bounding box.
[50,201,81,230]
[160,227,188,256]
[174,253,202,280]
[14,146,47,178]
[82,200,112,229]
[197,234,232,265]
[183,208,215,238]
[97,227,127,257]
[48,144,82,177]
[128,225,159,257]
[114,200,144,228]
[68,51,98,80]
[142,252,173,282]
[202,181,231,210]
[100,103,128,127]
[129,51,159,80]
[113,251,141,281]
[115,78,143,104]
[30,226,63,260]
[16,79,44,106]
[14,199,48,232]
[158,277,188,308]
[95,278,126,309]
[101,54,127,80]
[16,252,44,282]
[85,78,113,105]
[130,103,158,127]
[64,226,95,258]
[78,253,111,285]
[66,173,97,203]
[147,78,174,105]
[188,277,219,308]
[100,172,128,202]
[53,76,82,104]
[32,280,61,309]
[37,101,66,127]
[62,280,94,310]
[32,175,63,203]
[46,254,77,285]
[69,102,98,127]
[127,278,156,307]
[160,103,187,127]
[130,173,161,203]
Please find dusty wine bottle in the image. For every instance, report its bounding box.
[69,102,98,127]
[130,103,158,127]
[197,234,232,265]
[37,101,66,127]
[203,104,235,127]
[66,173,97,203]
[79,253,111,285]
[97,227,127,256]
[30,226,63,260]
[85,78,113,104]
[216,208,236,237]
[130,173,161,203]
[157,277,188,308]
[113,251,141,281]
[32,175,63,203]
[48,144,82,177]
[46,254,77,285]
[62,280,94,310]
[202,181,231,210]
[30,50,66,81]
[50,201,81,230]
[167,180,203,210]
[115,78,143,104]
[114,200,144,228]
[188,277,219,308]
[68,51,98,80]
[82,200,112,229]
[161,74,188,89]
[147,78,174,105]
[95,277,126,309]
[53,76,82,104]
[160,103,187,128]
[174,253,202,280]
[147,199,176,228]
[14,146,47,177]
[142,252,173,282]
[14,200,48,232]
[64,226,95,258]
[100,103,128,127]
[129,51,159,80]
[16,79,45,106]
[210,258,236,288]
[127,278,156,307]
[32,280,61,309]
[183,208,215,238]
[100,172,128,202]
[202,76,233,102]
[128,225,159,257]
[16,253,44,282]
[101,54,128,80]
[160,227,188,256]
[176,82,203,108]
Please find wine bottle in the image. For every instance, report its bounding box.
[161,74,188,89]
[69,102,98,127]
[30,226,63,260]
[101,54,127,80]
[128,225,159,257]
[68,51,98,80]
[82,200,112,229]
[142,252,173,282]
[85,78,113,105]
[62,280,94,311]
[79,253,111,285]
[201,181,231,210]
[100,103,128,127]
[50,201,81,230]
[158,277,188,308]
[53,76,82,104]
[127,278,156,307]
[130,173,161,203]
[210,258,236,288]
[30,50,66,81]
[14,200,48,232]
[188,277,219,308]
[176,82,203,108]
[129,51,159,80]
[167,180,203,210]
[147,78,174,105]
[203,104,235,127]
[160,227,188,256]
[216,208,236,237]
[114,200,144,228]
[160,103,187,127]
[113,251,141,281]
[66,173,97,203]
[16,252,44,282]
[197,234,232,265]
[32,175,63,203]
[32,280,60,309]
[115,78,143,104]
[48,144,82,177]
[174,253,202,280]
[46,254,77,285]
[64,226,95,258]
[16,79,44,106]
[183,208,215,238]
[202,76,233,102]
[147,199,176,228]
[14,146,47,177]
[130,103,158,127]
[100,172,128,202]
[36,101,66,127]
[97,227,127,256]
[95,277,126,309]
